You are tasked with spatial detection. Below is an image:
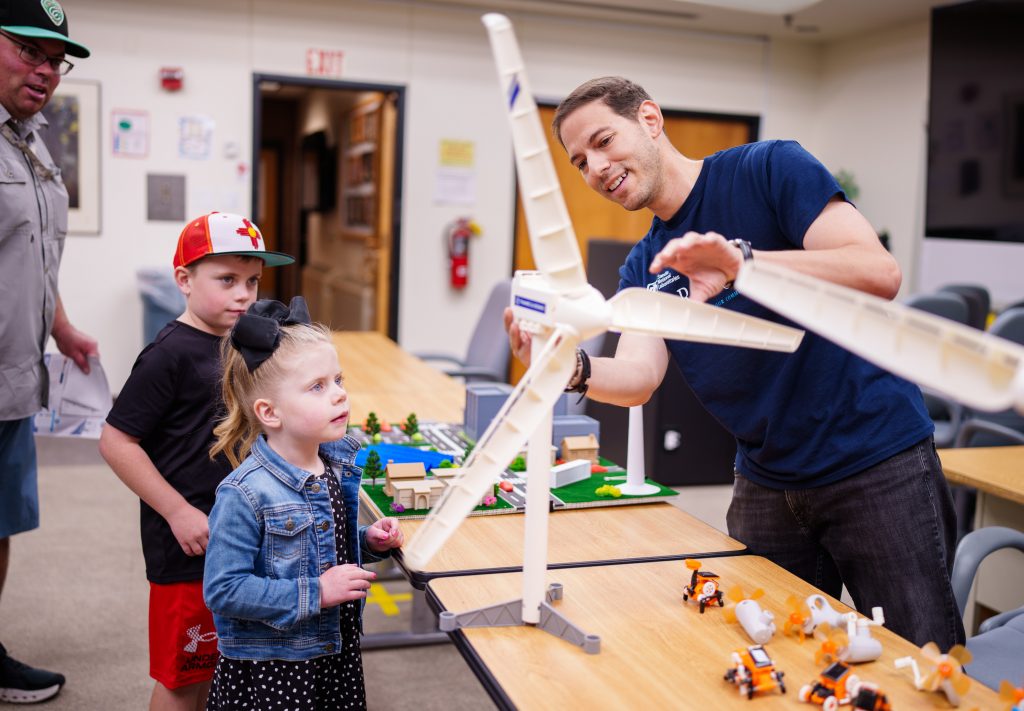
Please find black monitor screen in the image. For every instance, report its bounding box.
[926,0,1024,242]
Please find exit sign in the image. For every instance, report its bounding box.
[306,48,344,77]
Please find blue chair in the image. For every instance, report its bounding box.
[950,526,1024,690]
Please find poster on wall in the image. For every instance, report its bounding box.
[178,115,215,160]
[111,109,149,158]
[39,80,101,234]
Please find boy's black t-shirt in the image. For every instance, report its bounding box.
[106,320,232,584]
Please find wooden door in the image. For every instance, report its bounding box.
[511,107,756,382]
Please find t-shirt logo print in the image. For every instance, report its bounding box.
[183,624,218,653]
[40,0,65,26]
[235,218,262,249]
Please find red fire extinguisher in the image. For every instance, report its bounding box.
[447,218,481,289]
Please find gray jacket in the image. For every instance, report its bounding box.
[0,106,68,420]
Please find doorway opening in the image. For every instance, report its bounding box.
[252,74,405,339]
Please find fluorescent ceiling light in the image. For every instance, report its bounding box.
[669,0,823,14]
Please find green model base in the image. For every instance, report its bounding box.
[360,483,516,519]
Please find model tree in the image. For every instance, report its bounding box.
[403,412,419,435]
[363,449,383,488]
[365,411,381,437]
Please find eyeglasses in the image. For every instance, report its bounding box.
[0,31,73,76]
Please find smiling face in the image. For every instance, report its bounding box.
[176,255,263,336]
[560,99,666,213]
[0,32,65,120]
[264,341,350,450]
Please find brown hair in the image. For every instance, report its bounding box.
[211,321,334,468]
[185,253,264,275]
[552,76,652,147]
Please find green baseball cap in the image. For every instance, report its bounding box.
[0,0,90,58]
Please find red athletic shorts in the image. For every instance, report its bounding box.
[149,581,219,689]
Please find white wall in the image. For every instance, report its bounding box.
[58,0,932,392]
[809,19,931,294]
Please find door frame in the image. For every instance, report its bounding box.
[251,73,407,340]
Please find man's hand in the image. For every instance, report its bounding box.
[52,321,99,375]
[166,503,210,556]
[503,307,532,367]
[648,231,745,303]
[366,517,404,552]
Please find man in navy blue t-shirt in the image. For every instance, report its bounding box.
[505,76,963,649]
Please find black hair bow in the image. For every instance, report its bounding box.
[230,296,312,372]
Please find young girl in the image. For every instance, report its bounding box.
[203,297,403,710]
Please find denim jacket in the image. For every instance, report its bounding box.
[204,434,388,661]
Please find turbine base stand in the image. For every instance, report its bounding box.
[438,583,600,654]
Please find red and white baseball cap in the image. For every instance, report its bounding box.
[173,212,294,269]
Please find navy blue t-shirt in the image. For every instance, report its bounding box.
[618,140,932,489]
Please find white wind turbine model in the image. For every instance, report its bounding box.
[620,406,659,496]
[401,13,805,653]
[734,261,1024,414]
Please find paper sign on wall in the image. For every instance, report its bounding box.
[112,109,149,158]
[178,115,215,160]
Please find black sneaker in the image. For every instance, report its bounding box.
[0,644,65,704]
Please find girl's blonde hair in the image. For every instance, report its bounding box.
[212,321,334,468]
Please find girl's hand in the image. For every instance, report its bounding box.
[366,517,404,552]
[648,231,744,303]
[319,563,376,608]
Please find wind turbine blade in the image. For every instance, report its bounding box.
[402,327,579,570]
[736,260,1024,413]
[482,14,589,297]
[608,288,804,352]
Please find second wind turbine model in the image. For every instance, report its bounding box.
[401,13,805,653]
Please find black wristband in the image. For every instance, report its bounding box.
[729,239,754,261]
[564,348,591,402]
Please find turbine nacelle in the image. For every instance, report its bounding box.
[511,271,612,342]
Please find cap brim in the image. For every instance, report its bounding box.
[217,250,295,267]
[0,25,90,58]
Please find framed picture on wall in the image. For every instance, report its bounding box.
[39,80,101,234]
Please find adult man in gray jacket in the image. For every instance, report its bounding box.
[0,0,94,703]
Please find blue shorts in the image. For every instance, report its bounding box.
[0,418,39,539]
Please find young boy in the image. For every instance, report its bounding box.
[99,212,293,711]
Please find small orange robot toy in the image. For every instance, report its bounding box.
[851,682,892,711]
[799,661,861,710]
[724,645,786,700]
[682,558,724,613]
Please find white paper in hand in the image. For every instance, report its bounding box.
[33,353,112,439]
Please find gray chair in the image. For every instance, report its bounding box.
[939,284,990,330]
[903,292,971,447]
[950,526,1024,690]
[416,279,512,383]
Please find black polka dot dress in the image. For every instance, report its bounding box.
[207,461,367,711]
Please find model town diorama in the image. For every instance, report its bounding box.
[343,12,1017,707]
[349,382,678,521]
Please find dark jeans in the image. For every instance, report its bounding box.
[726,437,965,649]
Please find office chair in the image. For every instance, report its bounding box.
[938,284,990,330]
[947,308,1024,540]
[903,292,971,448]
[416,278,512,383]
[950,526,1024,691]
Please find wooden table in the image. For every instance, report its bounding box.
[393,503,746,586]
[939,445,1024,505]
[427,557,1000,710]
[333,331,465,425]
[939,445,1024,632]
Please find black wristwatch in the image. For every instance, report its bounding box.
[564,348,591,402]
[729,238,754,261]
